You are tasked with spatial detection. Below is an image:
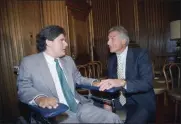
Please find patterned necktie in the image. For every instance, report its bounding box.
[54,59,77,112]
[117,54,124,79]
[117,54,126,106]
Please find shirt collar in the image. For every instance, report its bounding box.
[116,46,128,57]
[43,52,57,64]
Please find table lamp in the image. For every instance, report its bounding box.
[170,20,181,62]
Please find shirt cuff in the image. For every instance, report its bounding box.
[124,84,127,89]
[28,94,48,105]
[91,79,100,86]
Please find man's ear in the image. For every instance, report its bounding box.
[121,39,127,45]
[46,39,51,46]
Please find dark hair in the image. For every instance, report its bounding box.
[36,25,65,52]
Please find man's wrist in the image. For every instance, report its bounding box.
[92,80,100,86]
[122,79,126,87]
[35,96,47,105]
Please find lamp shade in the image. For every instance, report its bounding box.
[170,20,181,40]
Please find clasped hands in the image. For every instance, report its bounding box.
[93,79,126,91]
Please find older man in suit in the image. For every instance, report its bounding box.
[98,26,156,123]
[17,25,123,123]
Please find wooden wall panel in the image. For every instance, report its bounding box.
[42,1,67,27]
[66,0,91,64]
[0,0,22,120]
[17,1,42,55]
[118,0,136,41]
[68,16,90,61]
[137,0,170,59]
[0,0,44,120]
[91,0,118,69]
[0,0,69,121]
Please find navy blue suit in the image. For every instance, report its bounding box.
[108,48,156,123]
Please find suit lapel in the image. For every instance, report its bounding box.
[126,48,134,79]
[112,54,118,79]
[109,54,117,79]
[37,53,58,98]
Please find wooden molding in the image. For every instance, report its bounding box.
[66,0,91,21]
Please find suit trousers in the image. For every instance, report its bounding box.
[57,102,124,123]
[114,98,155,124]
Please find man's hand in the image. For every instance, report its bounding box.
[98,79,126,91]
[35,96,58,109]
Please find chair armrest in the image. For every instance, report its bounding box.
[29,103,69,118]
[76,84,121,93]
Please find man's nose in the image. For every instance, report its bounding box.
[107,40,111,45]
[64,41,68,47]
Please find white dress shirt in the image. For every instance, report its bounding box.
[116,46,128,89]
[29,52,78,106]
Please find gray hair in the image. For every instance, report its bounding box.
[108,26,130,46]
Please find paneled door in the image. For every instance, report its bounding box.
[66,0,91,65]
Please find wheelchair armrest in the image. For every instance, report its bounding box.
[76,84,121,93]
[29,103,69,118]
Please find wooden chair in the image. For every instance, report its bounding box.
[153,56,167,77]
[152,61,166,84]
[87,61,106,80]
[167,63,181,123]
[163,63,172,90]
[77,64,89,77]
[87,61,101,78]
[153,63,169,124]
[76,64,90,95]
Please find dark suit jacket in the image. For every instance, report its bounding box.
[107,48,156,114]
